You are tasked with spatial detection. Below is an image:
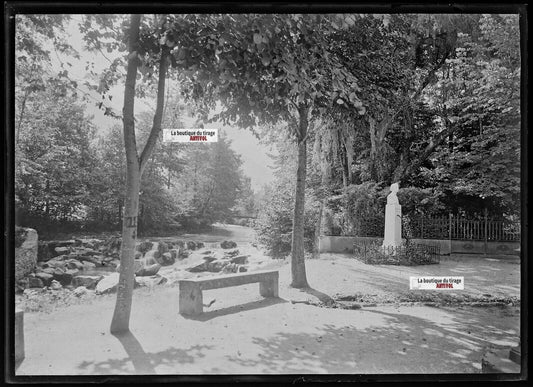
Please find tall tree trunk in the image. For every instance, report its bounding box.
[110,15,169,334]
[110,14,142,334]
[291,106,309,288]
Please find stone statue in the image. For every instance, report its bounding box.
[383,182,402,250]
[387,182,399,205]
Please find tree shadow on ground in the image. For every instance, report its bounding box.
[76,331,213,375]
[226,305,520,374]
[184,297,287,321]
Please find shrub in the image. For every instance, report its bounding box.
[354,241,440,266]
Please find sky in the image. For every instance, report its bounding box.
[55,15,276,192]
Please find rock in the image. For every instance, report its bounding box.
[203,256,218,263]
[157,241,169,255]
[207,260,229,272]
[202,250,213,255]
[42,268,55,275]
[15,227,38,282]
[53,268,75,286]
[173,240,185,248]
[95,273,120,295]
[35,271,53,285]
[134,251,143,260]
[135,263,161,277]
[169,248,180,260]
[50,280,62,290]
[231,255,249,265]
[54,246,70,255]
[160,252,175,266]
[72,275,103,289]
[44,259,67,270]
[178,250,190,259]
[222,263,237,273]
[186,241,197,250]
[82,261,97,270]
[37,242,52,262]
[187,262,208,273]
[65,259,84,270]
[110,259,120,268]
[28,277,44,288]
[136,241,153,254]
[73,286,88,297]
[195,241,205,249]
[224,249,240,257]
[144,250,161,265]
[78,248,100,257]
[238,266,248,273]
[220,240,237,249]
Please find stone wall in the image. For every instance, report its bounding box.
[15,228,38,282]
[319,235,520,256]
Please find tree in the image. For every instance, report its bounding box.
[176,14,364,287]
[109,14,170,333]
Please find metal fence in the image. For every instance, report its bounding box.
[403,214,521,242]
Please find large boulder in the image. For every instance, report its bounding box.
[15,227,38,283]
[186,241,197,250]
[72,275,103,289]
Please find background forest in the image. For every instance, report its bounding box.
[15,13,521,257]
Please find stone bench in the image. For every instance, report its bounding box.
[179,270,279,315]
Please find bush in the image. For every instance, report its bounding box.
[255,185,319,259]
[354,241,440,266]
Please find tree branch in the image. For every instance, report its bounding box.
[139,47,169,175]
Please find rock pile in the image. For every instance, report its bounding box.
[20,237,245,295]
[187,245,249,274]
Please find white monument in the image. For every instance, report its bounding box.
[382,182,402,251]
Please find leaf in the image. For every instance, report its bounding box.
[253,33,262,45]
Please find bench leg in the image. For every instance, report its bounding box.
[179,284,203,315]
[259,274,279,298]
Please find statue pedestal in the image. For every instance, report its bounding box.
[382,203,402,251]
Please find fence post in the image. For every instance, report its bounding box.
[484,208,488,255]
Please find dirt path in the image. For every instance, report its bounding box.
[16,253,520,375]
